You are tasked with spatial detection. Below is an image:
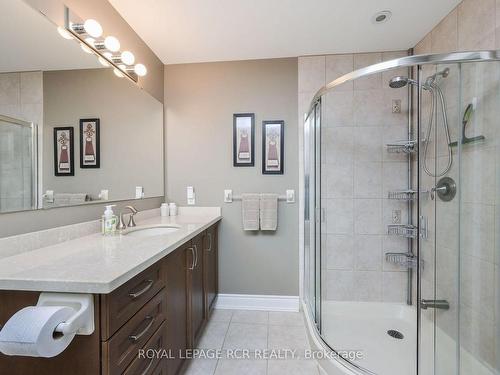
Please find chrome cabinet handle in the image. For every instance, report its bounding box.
[128,315,155,342]
[193,244,199,268]
[140,356,155,375]
[188,247,195,270]
[207,233,213,252]
[128,279,154,299]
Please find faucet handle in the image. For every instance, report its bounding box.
[117,213,127,230]
[127,213,137,227]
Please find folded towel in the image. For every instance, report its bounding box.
[260,193,278,231]
[242,193,260,231]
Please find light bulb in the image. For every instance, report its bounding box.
[113,68,124,78]
[98,57,110,67]
[104,36,120,52]
[83,19,103,38]
[57,26,73,40]
[134,63,147,77]
[121,51,135,65]
[103,52,113,59]
[80,42,93,54]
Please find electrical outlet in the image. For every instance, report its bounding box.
[392,99,401,113]
[392,209,401,224]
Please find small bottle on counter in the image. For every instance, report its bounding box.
[160,203,169,217]
[101,205,117,235]
[169,202,177,216]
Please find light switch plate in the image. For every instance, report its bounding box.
[224,189,233,203]
[135,186,144,199]
[286,189,295,203]
[187,186,195,205]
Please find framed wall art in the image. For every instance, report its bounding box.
[80,118,100,168]
[53,127,74,176]
[262,120,284,175]
[233,113,255,167]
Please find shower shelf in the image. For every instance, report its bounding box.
[387,224,418,239]
[386,140,417,154]
[388,190,417,201]
[385,252,417,269]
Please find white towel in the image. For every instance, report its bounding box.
[260,193,278,231]
[241,193,260,231]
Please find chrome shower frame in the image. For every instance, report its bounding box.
[303,50,500,375]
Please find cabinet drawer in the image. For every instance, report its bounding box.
[101,262,166,339]
[102,291,166,375]
[123,323,166,375]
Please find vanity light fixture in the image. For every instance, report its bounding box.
[57,26,73,40]
[121,51,135,65]
[104,36,120,52]
[113,68,125,78]
[134,64,147,77]
[61,6,148,83]
[83,19,103,38]
[98,57,110,67]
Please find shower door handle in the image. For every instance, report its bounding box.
[421,299,450,310]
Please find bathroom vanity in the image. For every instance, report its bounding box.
[0,211,221,375]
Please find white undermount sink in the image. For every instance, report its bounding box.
[123,224,181,237]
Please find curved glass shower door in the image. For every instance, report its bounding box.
[303,51,500,375]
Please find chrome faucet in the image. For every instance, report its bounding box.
[117,205,138,230]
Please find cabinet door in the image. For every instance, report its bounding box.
[204,224,218,314]
[188,233,206,347]
[165,246,188,375]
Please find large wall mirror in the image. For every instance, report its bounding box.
[0,0,164,214]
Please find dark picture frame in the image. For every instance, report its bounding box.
[53,127,74,176]
[262,120,284,175]
[79,118,100,168]
[233,113,255,167]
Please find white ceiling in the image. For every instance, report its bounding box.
[109,0,460,65]
[0,0,101,73]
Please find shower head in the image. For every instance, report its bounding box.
[388,76,417,89]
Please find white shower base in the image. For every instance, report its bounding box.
[321,301,416,375]
[308,301,495,375]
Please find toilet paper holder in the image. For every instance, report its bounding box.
[37,293,94,336]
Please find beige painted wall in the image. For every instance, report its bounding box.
[165,58,299,296]
[42,68,164,202]
[24,0,164,102]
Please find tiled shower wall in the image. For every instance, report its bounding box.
[0,71,43,212]
[414,0,500,370]
[299,51,412,304]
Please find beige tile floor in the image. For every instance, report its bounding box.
[183,309,322,375]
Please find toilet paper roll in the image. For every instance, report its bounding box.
[0,306,76,358]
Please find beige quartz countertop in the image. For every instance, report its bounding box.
[0,209,221,294]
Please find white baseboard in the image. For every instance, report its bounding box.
[215,294,300,312]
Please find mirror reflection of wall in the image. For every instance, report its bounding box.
[0,0,164,214]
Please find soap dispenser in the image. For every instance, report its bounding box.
[102,205,117,235]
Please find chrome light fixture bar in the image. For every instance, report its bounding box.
[62,6,148,83]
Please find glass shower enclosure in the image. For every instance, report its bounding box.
[0,114,37,213]
[303,51,500,375]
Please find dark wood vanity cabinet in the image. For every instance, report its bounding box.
[187,233,206,348]
[0,222,219,375]
[204,223,219,314]
[164,243,188,375]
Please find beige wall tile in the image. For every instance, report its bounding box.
[458,0,496,50]
[298,56,325,93]
[325,54,353,91]
[431,8,458,53]
[353,53,382,90]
